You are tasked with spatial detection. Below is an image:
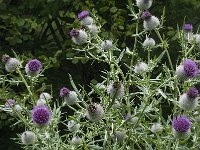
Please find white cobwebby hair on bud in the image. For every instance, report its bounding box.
[136,0,153,10]
[64,91,78,105]
[107,82,125,99]
[80,16,93,26]
[40,92,51,100]
[173,128,191,139]
[150,123,163,133]
[37,99,47,106]
[85,103,104,122]
[143,37,156,48]
[143,16,160,31]
[175,65,187,81]
[134,62,148,74]
[21,131,36,145]
[178,93,198,110]
[71,136,82,145]
[101,40,113,50]
[72,30,88,45]
[87,24,99,37]
[5,58,20,72]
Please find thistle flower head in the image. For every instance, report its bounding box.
[172,115,191,132]
[86,103,104,122]
[187,87,198,99]
[3,56,20,72]
[141,10,152,20]
[32,105,51,126]
[64,91,78,105]
[143,37,155,48]
[183,24,193,32]
[60,87,70,97]
[101,40,113,50]
[78,10,89,20]
[25,59,42,76]
[5,99,15,108]
[107,81,125,99]
[183,59,198,78]
[21,131,36,145]
[134,62,148,74]
[70,29,88,45]
[2,54,10,63]
[70,29,79,37]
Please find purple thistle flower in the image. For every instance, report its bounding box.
[172,115,191,132]
[141,10,152,20]
[60,87,70,97]
[32,105,51,126]
[5,99,15,108]
[183,59,198,78]
[187,87,198,99]
[78,11,89,20]
[27,59,42,72]
[183,24,193,32]
[70,29,79,37]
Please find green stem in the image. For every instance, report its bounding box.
[16,68,35,104]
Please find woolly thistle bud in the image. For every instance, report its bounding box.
[112,101,121,109]
[40,92,51,100]
[71,136,82,145]
[113,131,126,142]
[60,87,78,105]
[141,11,160,31]
[179,87,198,110]
[21,131,36,145]
[31,105,51,126]
[78,10,93,25]
[107,81,125,99]
[10,104,23,117]
[25,59,42,76]
[85,103,104,122]
[150,123,163,133]
[172,115,191,139]
[2,55,20,73]
[101,40,113,50]
[68,120,81,132]
[65,92,78,105]
[136,0,153,10]
[143,37,156,48]
[4,99,15,108]
[134,62,148,74]
[37,98,47,106]
[87,24,99,36]
[70,29,88,45]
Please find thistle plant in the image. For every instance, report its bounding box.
[1,0,200,150]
